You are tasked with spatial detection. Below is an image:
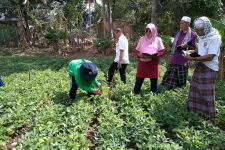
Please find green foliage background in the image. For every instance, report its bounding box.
[0,56,225,149]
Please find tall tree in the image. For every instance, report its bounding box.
[106,0,113,38]
[8,0,31,48]
[102,0,106,38]
[151,0,157,25]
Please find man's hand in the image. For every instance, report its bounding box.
[181,43,188,49]
[117,62,122,68]
[186,50,196,54]
[98,85,102,93]
[136,52,141,58]
[182,53,194,60]
[93,89,102,95]
[118,49,124,68]
[168,55,173,64]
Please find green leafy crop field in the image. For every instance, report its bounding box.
[0,56,225,149]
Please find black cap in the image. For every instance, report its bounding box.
[80,62,98,80]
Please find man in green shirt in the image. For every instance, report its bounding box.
[68,59,102,100]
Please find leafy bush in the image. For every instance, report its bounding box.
[0,56,225,149]
[44,27,68,43]
[0,48,14,56]
[160,35,173,53]
[93,39,113,55]
[44,27,68,52]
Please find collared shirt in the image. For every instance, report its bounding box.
[68,59,100,92]
[114,34,129,64]
[198,37,221,71]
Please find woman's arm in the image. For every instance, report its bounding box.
[156,49,164,58]
[183,54,215,61]
[134,49,142,58]
[155,37,165,58]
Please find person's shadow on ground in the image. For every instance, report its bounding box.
[52,91,76,106]
[52,91,93,106]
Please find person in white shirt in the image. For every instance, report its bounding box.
[182,16,222,124]
[107,28,129,87]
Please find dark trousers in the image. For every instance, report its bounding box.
[0,77,4,86]
[133,77,158,94]
[69,75,78,100]
[69,75,93,100]
[108,62,128,83]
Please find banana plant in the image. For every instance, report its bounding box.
[209,18,225,80]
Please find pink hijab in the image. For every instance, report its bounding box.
[145,23,158,43]
[136,23,159,54]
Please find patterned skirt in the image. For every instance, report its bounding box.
[188,62,217,119]
[161,64,188,89]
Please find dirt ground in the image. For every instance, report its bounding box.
[10,45,172,64]
[14,45,115,59]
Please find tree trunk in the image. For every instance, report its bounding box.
[112,0,116,20]
[19,2,31,49]
[108,5,113,39]
[23,8,31,47]
[18,10,28,50]
[102,0,106,38]
[105,0,113,38]
[151,0,157,25]
[89,0,92,26]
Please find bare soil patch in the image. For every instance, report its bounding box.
[13,45,114,59]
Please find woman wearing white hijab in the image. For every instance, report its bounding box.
[183,16,222,123]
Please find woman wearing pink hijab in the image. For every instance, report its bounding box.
[133,23,165,94]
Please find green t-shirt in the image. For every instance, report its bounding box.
[68,59,101,93]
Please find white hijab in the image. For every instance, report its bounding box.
[194,16,221,40]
